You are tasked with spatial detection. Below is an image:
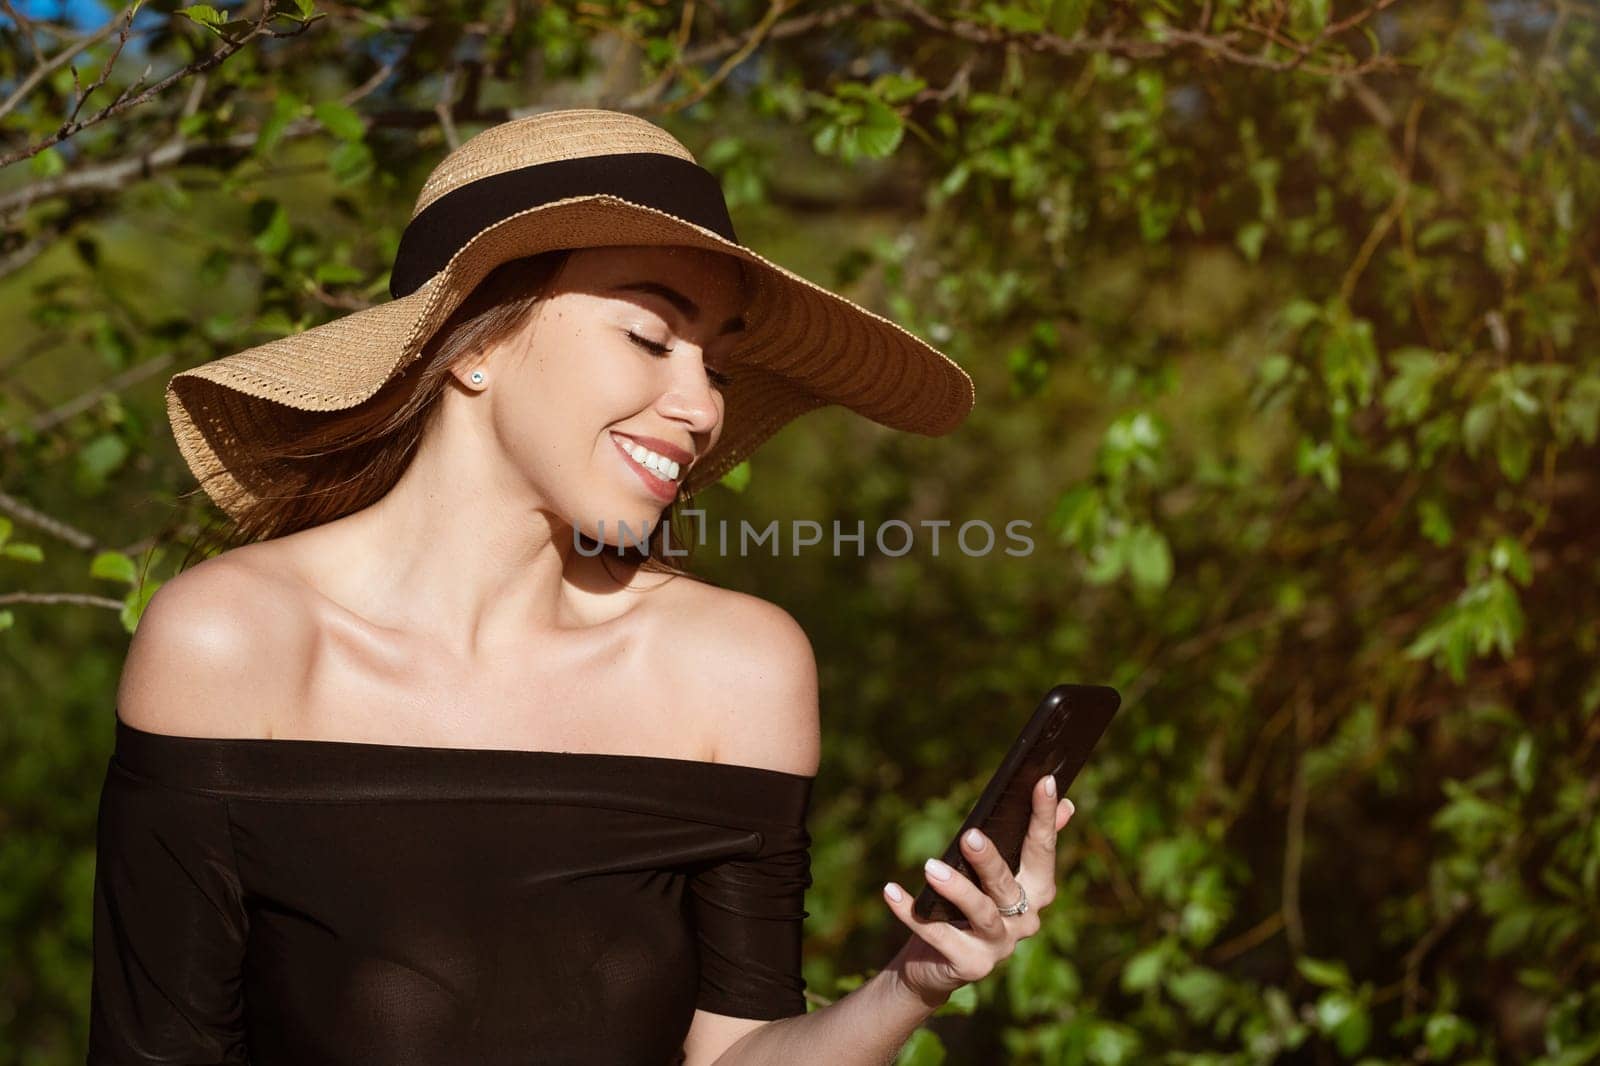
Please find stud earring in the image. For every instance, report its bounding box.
[469,370,485,386]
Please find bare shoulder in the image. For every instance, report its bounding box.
[655,578,821,778]
[116,546,314,739]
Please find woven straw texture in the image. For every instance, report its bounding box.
[166,108,976,523]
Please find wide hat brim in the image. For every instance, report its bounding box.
[167,192,975,522]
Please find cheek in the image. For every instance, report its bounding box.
[489,335,632,460]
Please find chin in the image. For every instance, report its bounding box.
[577,501,671,552]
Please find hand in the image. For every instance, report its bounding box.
[880,773,1076,1009]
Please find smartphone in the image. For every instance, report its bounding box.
[911,683,1122,923]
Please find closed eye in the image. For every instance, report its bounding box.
[627,330,733,389]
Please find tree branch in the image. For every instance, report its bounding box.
[1282,683,1313,956]
[0,10,124,124]
[0,591,124,610]
[4,353,174,445]
[0,490,100,552]
[873,0,1399,78]
[0,1,317,169]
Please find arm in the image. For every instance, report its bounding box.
[92,560,289,1063]
[677,596,949,1064]
[88,762,251,1064]
[675,593,1079,1065]
[710,775,1077,1066]
[701,944,948,1066]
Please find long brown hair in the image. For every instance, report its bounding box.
[173,249,710,583]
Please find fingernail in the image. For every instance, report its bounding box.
[1064,797,1076,817]
[964,828,985,851]
[925,857,952,881]
[885,882,904,902]
[1045,774,1057,798]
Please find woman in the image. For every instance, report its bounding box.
[90,109,1079,1065]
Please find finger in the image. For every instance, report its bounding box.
[958,827,1024,921]
[881,882,982,974]
[922,857,1007,940]
[1017,774,1072,885]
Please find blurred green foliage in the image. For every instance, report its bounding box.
[2,0,1598,1063]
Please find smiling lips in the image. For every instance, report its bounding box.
[610,432,687,503]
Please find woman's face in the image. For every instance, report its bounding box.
[463,244,750,546]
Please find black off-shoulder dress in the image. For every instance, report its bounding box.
[88,715,815,1066]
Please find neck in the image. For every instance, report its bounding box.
[283,396,652,658]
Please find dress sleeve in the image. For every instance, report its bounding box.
[688,790,815,1020]
[88,759,250,1065]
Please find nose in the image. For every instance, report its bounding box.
[655,354,722,436]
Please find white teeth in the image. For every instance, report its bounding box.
[616,435,680,481]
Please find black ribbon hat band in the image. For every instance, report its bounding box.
[389,152,740,299]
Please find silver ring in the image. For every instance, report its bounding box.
[997,883,1029,917]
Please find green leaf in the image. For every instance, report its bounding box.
[1486,908,1534,957]
[1126,525,1173,590]
[256,91,305,157]
[252,202,291,256]
[1405,576,1526,682]
[980,2,1047,32]
[1418,498,1453,547]
[1084,1019,1142,1065]
[1561,375,1600,444]
[1416,218,1466,249]
[1494,422,1533,482]
[1051,484,1103,548]
[1280,299,1323,330]
[718,460,751,493]
[1313,990,1371,1056]
[934,982,978,1016]
[2,542,44,563]
[1120,941,1169,993]
[178,111,209,139]
[1291,0,1329,34]
[1295,955,1351,989]
[0,609,13,632]
[313,100,366,142]
[121,580,162,634]
[76,434,129,492]
[1083,538,1126,584]
[178,4,226,27]
[29,146,66,178]
[1166,967,1229,1022]
[1236,220,1267,262]
[1047,0,1092,36]
[811,85,905,163]
[1382,347,1444,426]
[1295,437,1340,492]
[328,140,374,186]
[872,72,927,105]
[1462,401,1496,456]
[1098,411,1165,480]
[1006,936,1080,1014]
[1319,316,1379,409]
[1425,1013,1474,1058]
[1509,734,1536,794]
[90,551,138,584]
[849,97,905,160]
[894,1027,946,1066]
[313,262,367,286]
[1488,537,1532,586]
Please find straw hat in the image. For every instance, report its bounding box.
[166,108,976,521]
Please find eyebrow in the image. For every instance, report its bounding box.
[608,281,747,337]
